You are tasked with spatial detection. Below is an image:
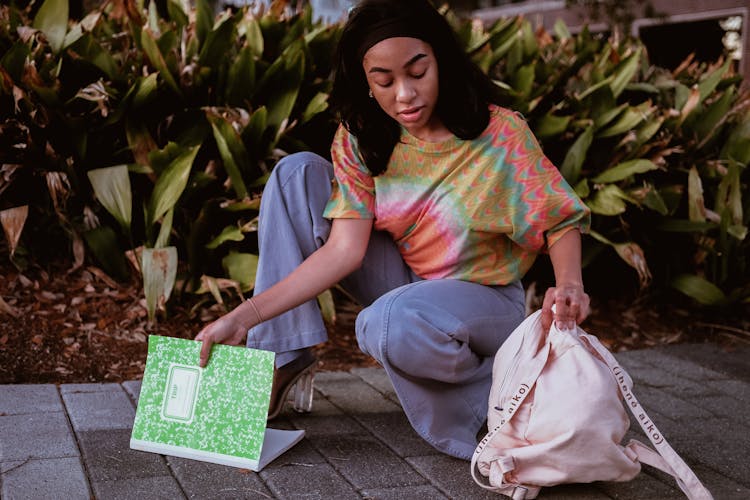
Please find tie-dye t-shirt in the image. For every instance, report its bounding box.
[323,105,590,285]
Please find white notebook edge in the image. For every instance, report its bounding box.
[258,428,306,470]
[130,428,304,472]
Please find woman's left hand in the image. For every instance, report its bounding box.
[541,283,590,332]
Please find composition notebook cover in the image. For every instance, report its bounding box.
[130,335,304,471]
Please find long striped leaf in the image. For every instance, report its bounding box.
[33,0,68,53]
[225,45,256,106]
[209,116,249,198]
[592,159,659,184]
[560,125,593,184]
[88,165,132,230]
[147,146,200,226]
[142,246,178,321]
[671,274,726,306]
[222,252,258,291]
[698,58,731,101]
[687,167,706,222]
[534,113,571,139]
[721,111,750,166]
[598,102,652,138]
[586,185,634,215]
[140,29,181,95]
[205,225,244,249]
[609,47,641,98]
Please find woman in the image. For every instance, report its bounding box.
[196,0,590,460]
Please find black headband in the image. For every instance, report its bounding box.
[356,18,429,61]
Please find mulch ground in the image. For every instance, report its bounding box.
[0,261,747,384]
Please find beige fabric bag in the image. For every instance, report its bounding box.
[471,310,713,500]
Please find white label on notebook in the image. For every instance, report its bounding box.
[162,364,201,424]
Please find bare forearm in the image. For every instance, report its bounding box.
[548,229,583,287]
[230,218,373,330]
[542,228,589,330]
[247,244,360,323]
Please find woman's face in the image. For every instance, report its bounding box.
[362,37,450,142]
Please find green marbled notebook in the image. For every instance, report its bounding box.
[130,335,304,471]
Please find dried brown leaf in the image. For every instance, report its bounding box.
[0,205,29,257]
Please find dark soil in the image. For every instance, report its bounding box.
[0,261,747,384]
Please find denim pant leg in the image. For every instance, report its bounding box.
[355,279,525,460]
[245,152,335,367]
[246,152,417,367]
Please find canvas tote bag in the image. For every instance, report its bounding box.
[471,310,713,500]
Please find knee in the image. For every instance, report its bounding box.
[355,289,435,368]
[271,152,332,188]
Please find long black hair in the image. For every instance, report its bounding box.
[329,0,501,176]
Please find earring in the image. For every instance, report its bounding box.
[368,89,373,98]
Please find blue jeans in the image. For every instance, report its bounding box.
[247,152,525,459]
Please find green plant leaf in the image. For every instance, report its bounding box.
[222,251,258,291]
[205,225,244,249]
[33,0,68,54]
[126,121,158,167]
[147,0,160,33]
[68,34,118,80]
[1,43,30,82]
[195,0,213,47]
[575,76,613,101]
[586,185,630,215]
[592,159,659,184]
[154,208,174,248]
[166,0,188,29]
[698,58,731,102]
[301,92,329,125]
[142,246,178,321]
[82,226,129,280]
[141,29,181,95]
[534,113,571,139]
[714,162,743,226]
[693,86,734,141]
[671,274,726,306]
[721,111,750,166]
[63,11,100,49]
[226,45,256,106]
[687,166,706,222]
[640,184,669,215]
[318,289,336,325]
[632,116,664,150]
[87,165,132,230]
[147,146,200,226]
[512,62,535,98]
[199,11,239,67]
[597,102,652,138]
[574,179,590,198]
[209,115,250,198]
[259,44,305,134]
[240,16,264,58]
[727,224,747,241]
[244,106,268,159]
[560,125,593,184]
[609,47,641,99]
[520,20,537,59]
[594,102,627,130]
[554,19,571,40]
[133,73,159,108]
[489,25,521,67]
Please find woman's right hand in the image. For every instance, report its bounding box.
[195,310,250,367]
